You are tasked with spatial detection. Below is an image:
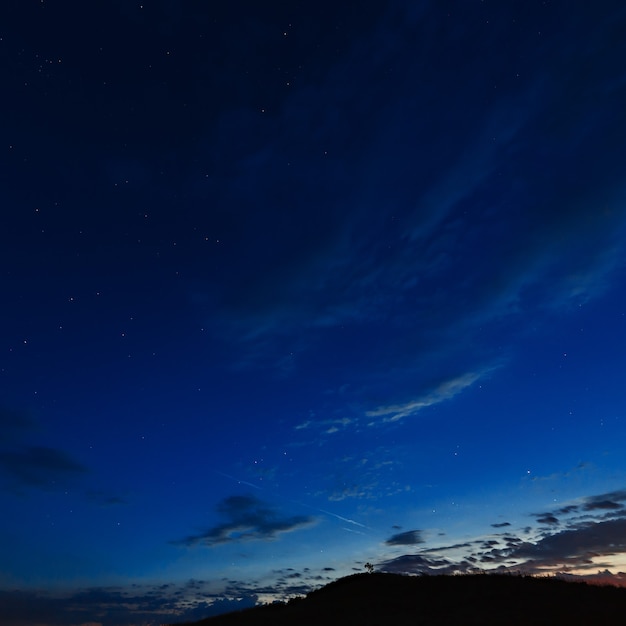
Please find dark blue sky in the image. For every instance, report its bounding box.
[3,1,626,624]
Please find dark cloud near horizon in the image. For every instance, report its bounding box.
[380,487,626,577]
[506,490,626,571]
[584,500,623,511]
[582,490,626,511]
[535,514,560,526]
[385,529,424,546]
[174,495,316,547]
[557,505,579,515]
[510,518,626,567]
[0,584,259,626]
[379,554,478,576]
[537,490,626,523]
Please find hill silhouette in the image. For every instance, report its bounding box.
[170,572,626,625]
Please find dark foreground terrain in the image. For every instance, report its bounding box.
[171,572,626,626]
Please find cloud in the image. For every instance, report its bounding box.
[379,554,477,576]
[535,514,560,526]
[218,565,336,601]
[0,446,88,491]
[557,505,579,515]
[0,407,91,495]
[173,495,316,547]
[295,416,355,435]
[584,500,623,511]
[377,487,626,578]
[366,370,486,422]
[0,584,259,626]
[385,530,424,546]
[582,490,626,511]
[185,1,626,432]
[510,518,626,567]
[456,521,626,573]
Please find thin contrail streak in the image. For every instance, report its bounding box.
[215,471,264,490]
[216,470,372,531]
[317,507,370,529]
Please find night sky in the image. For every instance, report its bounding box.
[2,1,626,624]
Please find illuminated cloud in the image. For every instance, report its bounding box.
[366,371,485,422]
[378,488,626,579]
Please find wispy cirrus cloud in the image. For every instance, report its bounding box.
[294,416,355,435]
[198,0,626,384]
[366,370,488,422]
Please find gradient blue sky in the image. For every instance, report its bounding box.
[2,1,626,624]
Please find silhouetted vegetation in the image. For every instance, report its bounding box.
[170,572,626,625]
